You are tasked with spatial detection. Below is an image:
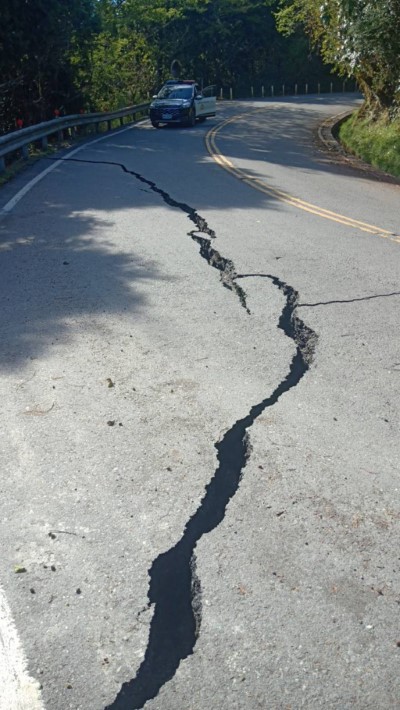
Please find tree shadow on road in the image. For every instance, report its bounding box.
[0,93,396,372]
[0,208,165,371]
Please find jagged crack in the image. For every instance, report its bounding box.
[236,273,317,364]
[190,234,249,312]
[298,291,400,308]
[54,157,250,312]
[105,274,317,710]
[55,156,317,709]
[56,157,215,237]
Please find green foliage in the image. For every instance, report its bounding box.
[339,110,400,177]
[276,0,400,115]
[0,0,98,131]
[88,33,156,110]
[0,0,339,134]
[120,0,334,90]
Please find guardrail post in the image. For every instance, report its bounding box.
[230,87,233,100]
[251,86,254,98]
[0,101,151,174]
[282,84,285,96]
[295,84,298,96]
[305,83,308,94]
[107,120,112,131]
[330,82,333,93]
[271,85,274,97]
[318,83,321,95]
[262,85,264,98]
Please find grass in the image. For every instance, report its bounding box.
[0,142,73,187]
[338,110,400,178]
[0,132,90,188]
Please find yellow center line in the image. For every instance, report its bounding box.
[206,113,400,244]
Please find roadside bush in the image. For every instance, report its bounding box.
[339,111,400,178]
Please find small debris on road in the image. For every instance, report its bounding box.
[23,402,54,416]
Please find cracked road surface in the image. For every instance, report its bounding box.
[0,95,399,710]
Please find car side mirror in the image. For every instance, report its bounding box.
[195,94,203,100]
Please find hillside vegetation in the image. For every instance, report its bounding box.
[276,0,400,175]
[339,112,400,178]
[0,0,336,133]
[2,0,399,178]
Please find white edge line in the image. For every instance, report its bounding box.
[0,587,45,710]
[1,119,147,216]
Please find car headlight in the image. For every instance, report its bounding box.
[181,101,191,108]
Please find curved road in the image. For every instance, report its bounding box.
[0,95,399,710]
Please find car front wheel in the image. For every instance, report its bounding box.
[186,108,196,127]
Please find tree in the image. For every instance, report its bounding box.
[276,0,400,115]
[114,0,333,91]
[0,0,98,131]
[0,0,340,132]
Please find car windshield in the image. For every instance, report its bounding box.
[157,85,193,100]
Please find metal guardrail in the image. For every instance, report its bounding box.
[0,102,150,173]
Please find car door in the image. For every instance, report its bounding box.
[195,86,216,117]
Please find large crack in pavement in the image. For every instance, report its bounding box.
[54,157,249,313]
[55,157,317,709]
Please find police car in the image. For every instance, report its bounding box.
[149,80,216,128]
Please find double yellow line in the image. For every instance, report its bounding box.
[205,115,400,244]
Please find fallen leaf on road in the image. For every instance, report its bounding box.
[14,565,27,573]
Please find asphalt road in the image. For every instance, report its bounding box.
[0,95,399,710]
